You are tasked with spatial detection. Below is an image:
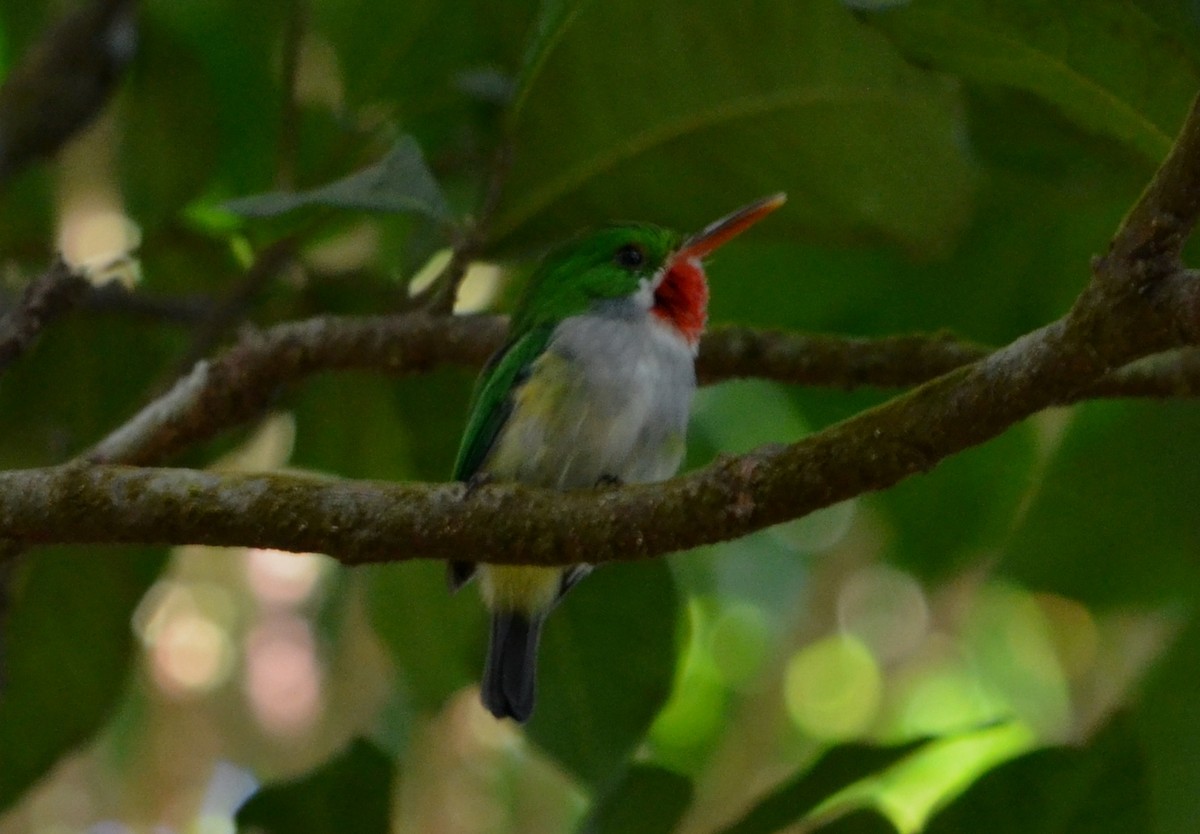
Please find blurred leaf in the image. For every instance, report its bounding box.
[1003,402,1200,606]
[121,17,220,229]
[509,0,585,124]
[224,136,454,222]
[1137,612,1200,834]
[313,0,533,113]
[235,737,393,834]
[707,87,1147,346]
[365,560,485,713]
[528,560,678,787]
[142,0,286,192]
[717,740,923,834]
[0,316,185,465]
[0,547,166,812]
[924,715,1146,834]
[578,764,692,834]
[876,423,1038,581]
[493,0,975,254]
[868,0,1199,162]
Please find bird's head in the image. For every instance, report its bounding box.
[513,193,786,347]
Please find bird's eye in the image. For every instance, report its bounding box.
[615,244,645,269]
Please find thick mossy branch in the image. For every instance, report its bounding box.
[5,97,1200,565]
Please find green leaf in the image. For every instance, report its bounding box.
[142,0,286,192]
[493,0,975,254]
[509,0,590,125]
[716,740,923,834]
[313,0,534,114]
[875,423,1038,581]
[224,136,454,223]
[365,561,485,713]
[0,547,166,812]
[924,716,1147,834]
[235,738,393,834]
[1137,612,1200,834]
[528,560,679,787]
[578,764,692,834]
[869,0,1200,162]
[1003,402,1200,606]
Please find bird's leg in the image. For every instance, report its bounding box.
[594,473,623,488]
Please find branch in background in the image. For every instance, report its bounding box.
[0,259,89,372]
[88,312,508,465]
[696,327,990,387]
[0,0,137,185]
[85,305,1200,471]
[81,283,216,325]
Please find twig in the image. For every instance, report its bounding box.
[80,283,216,324]
[87,312,508,465]
[86,302,1200,472]
[0,258,90,373]
[172,236,298,375]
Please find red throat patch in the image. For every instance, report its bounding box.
[652,257,708,345]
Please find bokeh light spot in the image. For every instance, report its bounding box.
[150,611,235,697]
[244,616,323,737]
[245,548,328,607]
[1035,592,1099,681]
[784,634,882,741]
[837,565,929,664]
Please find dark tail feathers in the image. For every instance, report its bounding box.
[482,612,542,722]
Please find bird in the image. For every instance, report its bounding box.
[449,193,786,722]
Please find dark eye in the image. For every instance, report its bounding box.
[615,243,645,269]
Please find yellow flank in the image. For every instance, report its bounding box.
[479,353,576,616]
[514,352,571,419]
[481,565,563,615]
[487,351,573,480]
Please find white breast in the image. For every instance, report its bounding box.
[487,312,696,489]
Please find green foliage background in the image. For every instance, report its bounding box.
[1,1,1199,832]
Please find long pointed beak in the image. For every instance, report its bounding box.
[675,192,787,261]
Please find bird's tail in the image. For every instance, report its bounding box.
[482,611,542,722]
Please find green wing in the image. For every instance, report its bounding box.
[453,325,553,481]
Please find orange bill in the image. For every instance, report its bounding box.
[676,192,787,261]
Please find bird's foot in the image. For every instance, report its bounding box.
[594,473,623,489]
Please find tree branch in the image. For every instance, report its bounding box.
[0,258,89,372]
[7,93,1198,567]
[85,308,1200,471]
[87,312,508,465]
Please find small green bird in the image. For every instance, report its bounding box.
[451,193,786,722]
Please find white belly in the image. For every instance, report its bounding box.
[485,313,696,489]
